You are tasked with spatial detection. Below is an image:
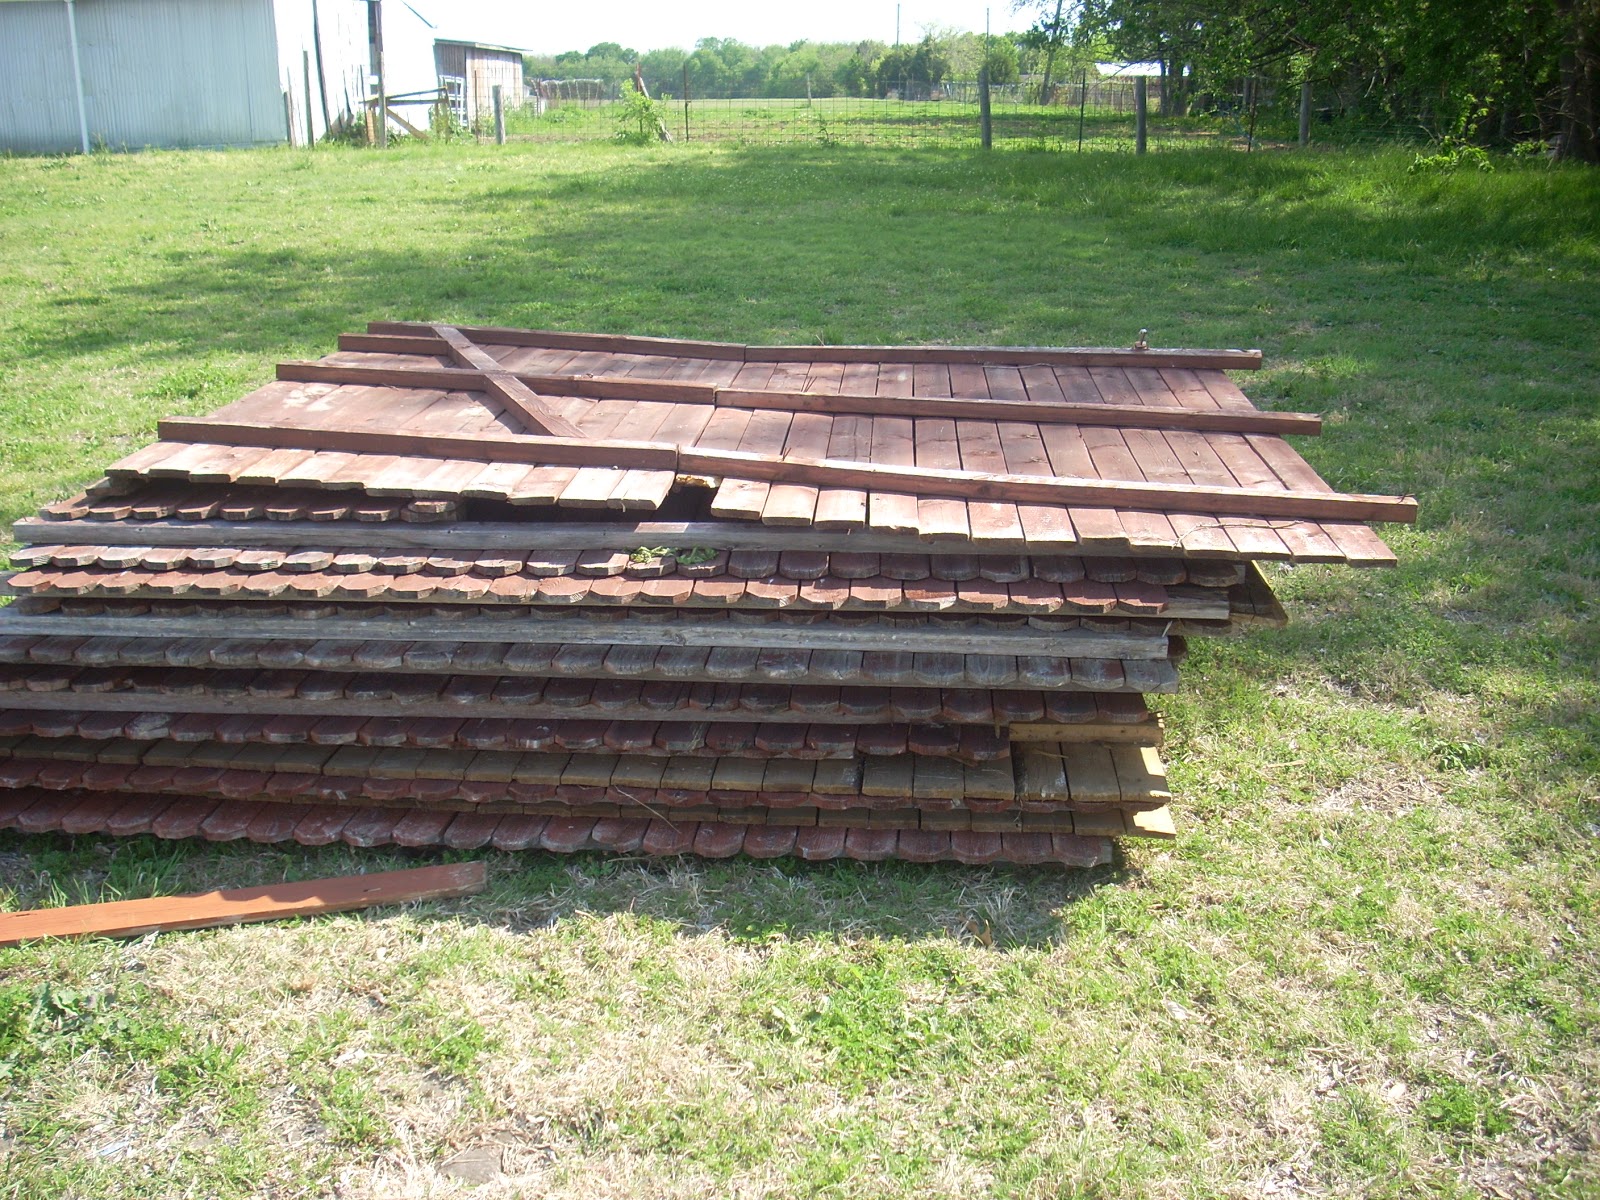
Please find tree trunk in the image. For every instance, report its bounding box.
[1037,0,1065,105]
[1555,0,1599,160]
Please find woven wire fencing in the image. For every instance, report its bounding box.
[501,75,1453,152]
[504,76,1257,152]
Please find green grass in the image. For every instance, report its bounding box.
[508,96,1210,150]
[0,141,1597,1199]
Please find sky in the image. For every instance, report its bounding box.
[419,1,1029,57]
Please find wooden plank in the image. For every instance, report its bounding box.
[9,518,1099,557]
[153,414,1412,523]
[1244,434,1401,565]
[1061,744,1122,804]
[720,387,1318,435]
[0,612,1170,658]
[369,321,1263,369]
[813,414,870,529]
[0,862,486,945]
[910,366,970,540]
[753,345,1264,369]
[300,355,719,404]
[427,325,585,438]
[761,412,831,526]
[372,321,749,361]
[681,448,1420,524]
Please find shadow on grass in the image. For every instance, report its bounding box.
[0,830,1133,950]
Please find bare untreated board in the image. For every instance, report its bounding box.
[367,321,1264,370]
[0,861,485,945]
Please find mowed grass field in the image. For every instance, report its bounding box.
[0,142,1597,1199]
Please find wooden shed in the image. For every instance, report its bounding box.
[433,37,526,127]
[0,322,1414,866]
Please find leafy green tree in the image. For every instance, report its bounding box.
[1022,0,1599,155]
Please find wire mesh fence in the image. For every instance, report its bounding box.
[497,75,1448,153]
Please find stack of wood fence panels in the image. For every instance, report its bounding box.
[0,324,1412,867]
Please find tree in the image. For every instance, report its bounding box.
[1026,0,1068,103]
[1015,0,1597,155]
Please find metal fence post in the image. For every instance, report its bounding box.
[493,85,506,144]
[1135,76,1147,153]
[683,64,690,141]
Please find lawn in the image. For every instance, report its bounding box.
[0,140,1597,1199]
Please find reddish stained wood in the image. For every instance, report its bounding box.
[158,417,1412,523]
[369,320,1263,368]
[0,862,486,945]
[427,326,586,439]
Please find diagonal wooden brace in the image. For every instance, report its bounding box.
[429,324,586,438]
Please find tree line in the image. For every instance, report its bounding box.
[1035,0,1599,160]
[523,30,1109,102]
[522,3,1597,161]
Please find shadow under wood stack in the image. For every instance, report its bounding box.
[0,322,1413,867]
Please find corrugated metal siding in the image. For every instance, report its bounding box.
[0,0,285,152]
[274,0,371,146]
[0,3,88,153]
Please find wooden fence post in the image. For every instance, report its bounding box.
[371,0,387,149]
[303,50,316,146]
[979,66,993,149]
[493,84,506,144]
[1077,70,1088,150]
[1135,76,1148,153]
[1299,80,1312,147]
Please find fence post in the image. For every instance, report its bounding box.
[371,0,387,149]
[1078,70,1088,150]
[1135,76,1147,153]
[979,66,993,149]
[682,65,690,140]
[493,84,506,144]
[1299,80,1312,147]
[303,50,316,146]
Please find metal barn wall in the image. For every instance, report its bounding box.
[0,0,286,152]
[273,0,369,147]
[0,3,82,153]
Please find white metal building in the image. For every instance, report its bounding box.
[0,0,447,153]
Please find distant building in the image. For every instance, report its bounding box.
[433,38,527,127]
[0,0,516,154]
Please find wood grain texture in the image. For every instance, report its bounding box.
[0,861,485,945]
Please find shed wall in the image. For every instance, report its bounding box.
[433,45,523,124]
[0,0,285,153]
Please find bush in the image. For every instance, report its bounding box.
[615,88,666,144]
